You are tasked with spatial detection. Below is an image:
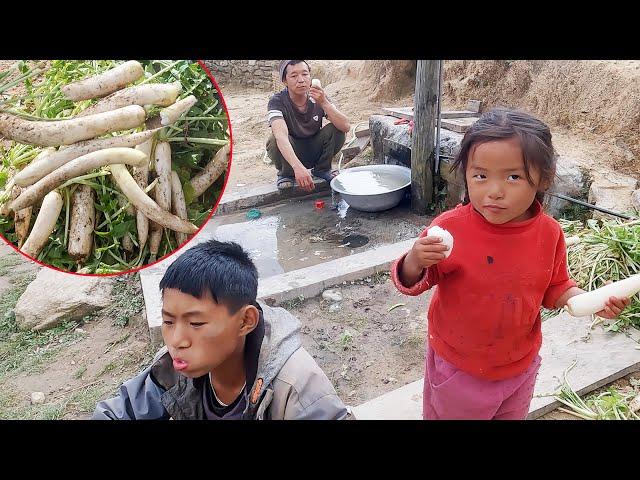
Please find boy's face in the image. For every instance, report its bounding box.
[466,138,542,224]
[161,288,255,378]
[284,62,311,94]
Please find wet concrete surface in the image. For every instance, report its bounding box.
[202,193,428,278]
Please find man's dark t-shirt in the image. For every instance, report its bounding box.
[267,88,328,139]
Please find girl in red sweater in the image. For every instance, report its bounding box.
[392,108,631,420]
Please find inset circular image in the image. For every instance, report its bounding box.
[0,60,230,274]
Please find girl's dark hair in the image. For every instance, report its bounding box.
[159,240,258,314]
[450,107,557,205]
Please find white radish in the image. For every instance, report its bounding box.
[310,79,321,104]
[61,60,144,101]
[0,105,146,147]
[170,171,189,246]
[566,274,640,317]
[149,142,172,257]
[14,129,157,187]
[189,143,230,198]
[427,225,454,258]
[122,233,134,252]
[9,147,148,212]
[133,139,152,249]
[67,184,95,262]
[20,190,63,258]
[565,235,580,246]
[159,95,197,126]
[109,164,197,234]
[13,185,32,248]
[77,82,182,117]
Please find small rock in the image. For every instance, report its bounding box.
[389,377,398,383]
[64,386,71,391]
[366,361,373,368]
[382,378,390,384]
[629,394,640,413]
[332,325,338,330]
[30,392,45,405]
[365,277,371,282]
[70,360,76,365]
[75,328,85,334]
[348,390,357,397]
[322,289,343,303]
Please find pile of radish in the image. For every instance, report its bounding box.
[0,60,230,273]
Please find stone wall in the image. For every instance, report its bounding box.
[202,60,279,90]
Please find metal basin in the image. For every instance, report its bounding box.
[330,164,411,212]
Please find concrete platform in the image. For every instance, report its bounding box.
[216,179,329,216]
[352,312,640,419]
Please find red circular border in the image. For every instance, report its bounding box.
[0,59,234,277]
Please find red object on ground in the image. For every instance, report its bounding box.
[315,200,325,209]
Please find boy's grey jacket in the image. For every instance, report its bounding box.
[92,301,350,420]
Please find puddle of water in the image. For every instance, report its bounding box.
[332,170,409,195]
[341,234,369,248]
[201,195,425,279]
[213,216,285,278]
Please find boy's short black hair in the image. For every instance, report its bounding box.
[159,240,258,314]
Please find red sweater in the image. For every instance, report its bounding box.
[391,201,576,381]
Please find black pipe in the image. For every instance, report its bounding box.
[545,191,637,220]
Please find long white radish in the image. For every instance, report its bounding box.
[122,233,134,252]
[77,82,182,117]
[565,235,580,246]
[566,274,640,317]
[426,225,454,258]
[14,129,157,187]
[20,190,63,258]
[61,60,144,101]
[190,143,230,198]
[159,95,197,126]
[109,164,197,234]
[0,105,146,147]
[170,171,189,246]
[67,184,95,262]
[149,142,172,256]
[5,149,51,231]
[13,185,32,248]
[133,140,152,249]
[9,147,148,212]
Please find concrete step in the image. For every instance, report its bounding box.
[352,312,640,419]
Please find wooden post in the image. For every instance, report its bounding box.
[411,60,439,214]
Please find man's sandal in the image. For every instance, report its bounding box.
[276,176,295,190]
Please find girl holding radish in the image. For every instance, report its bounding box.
[392,107,631,420]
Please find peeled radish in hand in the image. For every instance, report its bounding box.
[310,79,321,103]
[566,274,640,317]
[427,225,454,258]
